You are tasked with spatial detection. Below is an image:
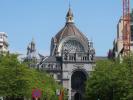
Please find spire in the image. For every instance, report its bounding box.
[66,3,74,23]
[31,38,35,45]
[27,44,30,55]
[30,38,36,52]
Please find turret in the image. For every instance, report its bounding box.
[66,7,74,23]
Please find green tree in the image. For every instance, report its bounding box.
[0,54,31,99]
[85,58,133,100]
[0,54,64,100]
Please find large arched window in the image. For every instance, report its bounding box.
[62,40,84,53]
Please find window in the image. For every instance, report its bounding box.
[0,35,2,39]
[57,73,61,79]
[131,25,133,41]
[63,40,84,53]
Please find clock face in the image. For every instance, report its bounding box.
[63,40,84,53]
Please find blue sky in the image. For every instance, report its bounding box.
[0,0,133,56]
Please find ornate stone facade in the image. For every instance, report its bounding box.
[39,8,95,100]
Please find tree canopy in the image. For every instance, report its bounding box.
[85,56,133,100]
[0,54,63,100]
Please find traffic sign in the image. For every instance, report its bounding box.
[32,89,42,99]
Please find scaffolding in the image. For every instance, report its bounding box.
[123,0,131,55]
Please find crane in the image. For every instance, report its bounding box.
[122,0,131,55]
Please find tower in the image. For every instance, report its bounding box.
[25,39,40,67]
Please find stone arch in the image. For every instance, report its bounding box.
[71,69,88,100]
[74,92,82,100]
[71,69,87,91]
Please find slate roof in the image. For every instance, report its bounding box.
[42,56,61,63]
[54,8,88,44]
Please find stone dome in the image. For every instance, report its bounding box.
[50,8,90,56]
[55,23,88,43]
[54,8,88,44]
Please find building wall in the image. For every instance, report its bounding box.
[112,11,133,59]
[117,18,123,55]
[62,63,93,88]
[0,32,8,53]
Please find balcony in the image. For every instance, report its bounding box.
[63,53,94,63]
